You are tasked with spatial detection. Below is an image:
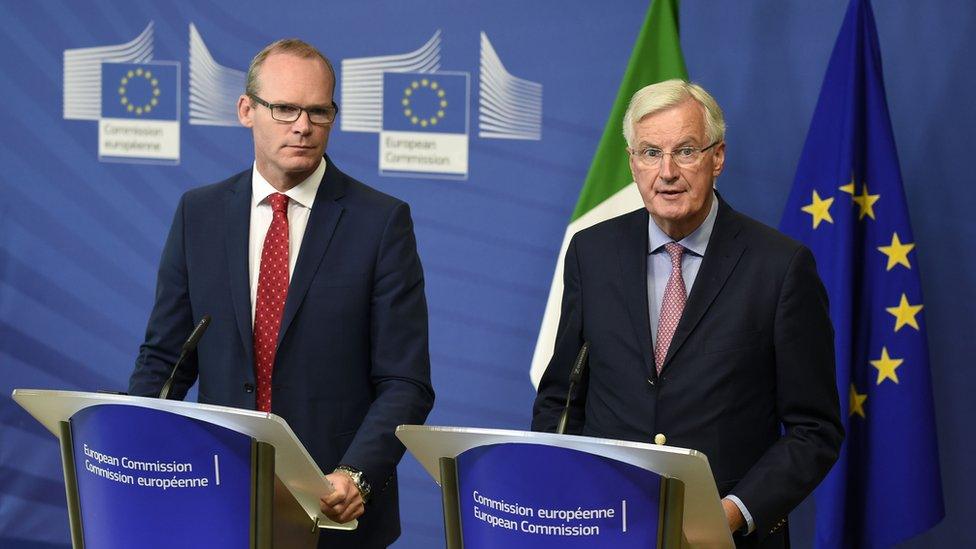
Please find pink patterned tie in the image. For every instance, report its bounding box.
[253,193,290,412]
[655,242,686,373]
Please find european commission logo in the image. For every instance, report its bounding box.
[379,72,469,179]
[63,22,181,164]
[99,62,179,163]
[341,30,542,180]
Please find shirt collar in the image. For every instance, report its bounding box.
[251,157,327,209]
[648,190,719,257]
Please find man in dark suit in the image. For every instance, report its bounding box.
[532,80,843,547]
[129,39,434,548]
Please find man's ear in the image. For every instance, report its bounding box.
[238,94,254,128]
[711,141,726,178]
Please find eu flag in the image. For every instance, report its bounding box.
[382,71,468,134]
[779,1,944,547]
[101,62,178,120]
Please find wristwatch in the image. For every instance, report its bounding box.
[334,465,372,504]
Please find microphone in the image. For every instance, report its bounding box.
[158,315,211,400]
[556,341,589,435]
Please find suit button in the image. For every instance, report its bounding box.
[243,383,255,393]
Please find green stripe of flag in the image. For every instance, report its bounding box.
[571,0,688,221]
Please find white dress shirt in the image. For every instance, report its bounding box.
[248,158,326,323]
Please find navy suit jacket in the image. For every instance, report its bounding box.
[532,198,843,548]
[130,157,434,548]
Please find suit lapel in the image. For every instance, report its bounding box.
[224,171,255,367]
[276,159,347,347]
[660,198,746,373]
[617,209,656,377]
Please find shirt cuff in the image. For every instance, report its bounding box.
[724,494,755,535]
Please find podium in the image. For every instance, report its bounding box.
[12,389,356,549]
[397,425,734,549]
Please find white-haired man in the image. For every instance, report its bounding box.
[533,79,843,548]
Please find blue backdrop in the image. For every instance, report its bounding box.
[1,1,972,547]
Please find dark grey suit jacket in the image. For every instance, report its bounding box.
[130,157,434,548]
[533,197,843,548]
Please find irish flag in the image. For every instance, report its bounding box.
[531,0,689,386]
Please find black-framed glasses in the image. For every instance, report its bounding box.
[630,140,720,167]
[248,94,339,125]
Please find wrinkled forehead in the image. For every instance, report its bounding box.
[633,100,708,145]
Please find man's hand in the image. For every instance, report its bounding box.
[321,472,365,524]
[722,497,745,533]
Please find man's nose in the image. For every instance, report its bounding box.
[658,153,679,181]
[291,110,312,134]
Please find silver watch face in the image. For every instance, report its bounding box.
[349,471,370,501]
[338,467,368,494]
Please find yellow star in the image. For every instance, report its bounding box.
[886,293,923,332]
[839,174,856,195]
[849,384,867,418]
[801,190,835,229]
[877,232,914,271]
[851,183,880,220]
[870,346,903,385]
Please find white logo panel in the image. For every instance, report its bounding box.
[99,119,180,161]
[379,131,468,176]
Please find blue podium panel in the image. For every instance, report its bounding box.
[70,405,252,549]
[455,443,661,549]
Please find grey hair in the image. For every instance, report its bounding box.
[622,79,726,148]
[244,38,336,97]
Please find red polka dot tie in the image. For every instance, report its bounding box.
[253,193,290,412]
[655,242,686,373]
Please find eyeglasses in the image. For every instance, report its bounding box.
[630,140,720,167]
[248,94,339,125]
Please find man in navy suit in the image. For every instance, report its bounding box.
[532,80,842,548]
[129,39,434,548]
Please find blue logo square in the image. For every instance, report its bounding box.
[101,62,178,120]
[383,72,467,134]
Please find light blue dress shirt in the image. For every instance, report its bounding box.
[646,192,718,348]
[645,191,756,535]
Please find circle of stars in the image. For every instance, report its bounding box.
[401,78,448,128]
[118,67,161,116]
